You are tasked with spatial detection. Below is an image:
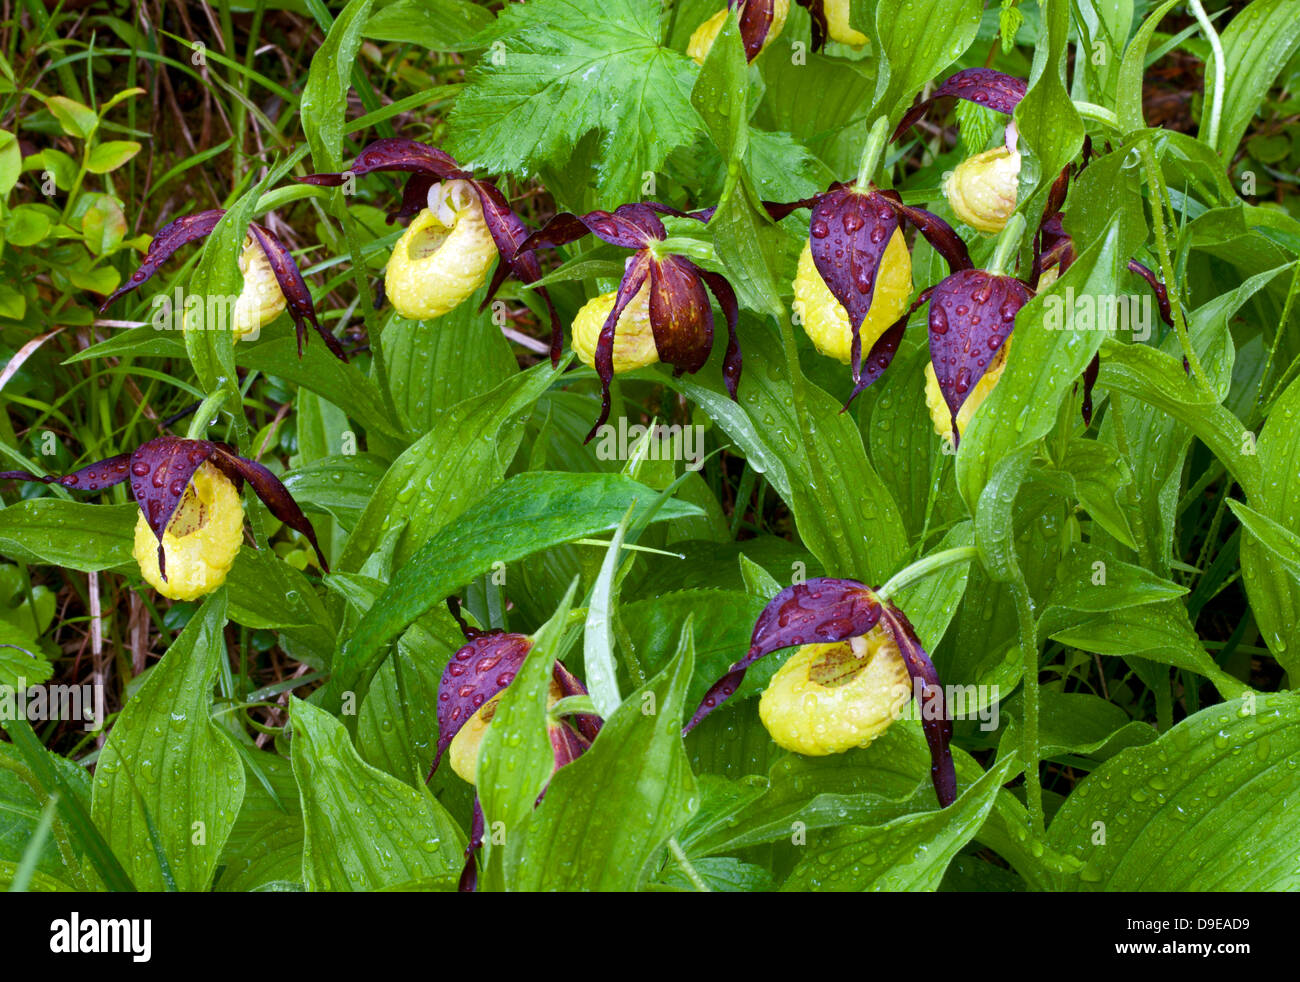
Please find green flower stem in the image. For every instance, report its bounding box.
[987,213,1027,278]
[854,116,892,189]
[667,837,711,892]
[185,389,231,440]
[876,546,978,602]
[1189,0,1224,151]
[1137,136,1211,393]
[1012,577,1044,834]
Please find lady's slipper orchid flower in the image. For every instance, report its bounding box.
[99,210,346,361]
[1,437,327,600]
[299,139,561,361]
[432,608,603,891]
[688,0,789,64]
[767,182,970,402]
[431,630,600,786]
[894,69,1029,235]
[797,0,867,48]
[922,268,1032,446]
[520,203,741,439]
[686,577,956,807]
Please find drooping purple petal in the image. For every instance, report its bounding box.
[684,578,884,732]
[549,720,593,771]
[880,602,956,808]
[797,0,827,50]
[297,138,467,187]
[845,294,926,408]
[1034,214,1075,284]
[893,68,1028,142]
[0,454,132,492]
[809,188,901,375]
[209,448,329,572]
[247,223,347,362]
[553,659,603,743]
[1080,352,1100,427]
[472,180,563,365]
[762,192,827,223]
[879,193,973,272]
[458,796,485,893]
[926,269,1031,445]
[647,255,713,377]
[1127,259,1172,327]
[736,0,777,60]
[471,180,533,270]
[99,209,226,310]
[389,173,437,225]
[431,632,534,772]
[698,268,742,400]
[518,212,599,253]
[586,257,651,444]
[642,202,714,224]
[522,206,660,254]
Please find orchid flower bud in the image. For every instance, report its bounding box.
[758,627,912,755]
[131,462,244,601]
[688,0,789,64]
[944,146,1022,234]
[570,281,659,374]
[384,179,499,321]
[792,229,912,365]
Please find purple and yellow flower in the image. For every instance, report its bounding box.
[2,436,326,600]
[521,203,741,439]
[687,577,957,807]
[99,210,345,360]
[299,139,562,360]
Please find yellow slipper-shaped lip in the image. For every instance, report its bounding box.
[571,280,659,375]
[759,631,912,755]
[132,461,244,601]
[384,179,499,321]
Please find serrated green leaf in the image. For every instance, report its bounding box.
[446,0,703,207]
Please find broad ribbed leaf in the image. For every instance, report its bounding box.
[1049,693,1300,890]
[323,472,703,712]
[289,698,464,890]
[510,621,697,890]
[91,591,242,891]
[781,755,1018,891]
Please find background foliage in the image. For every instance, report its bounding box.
[1,0,1299,892]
